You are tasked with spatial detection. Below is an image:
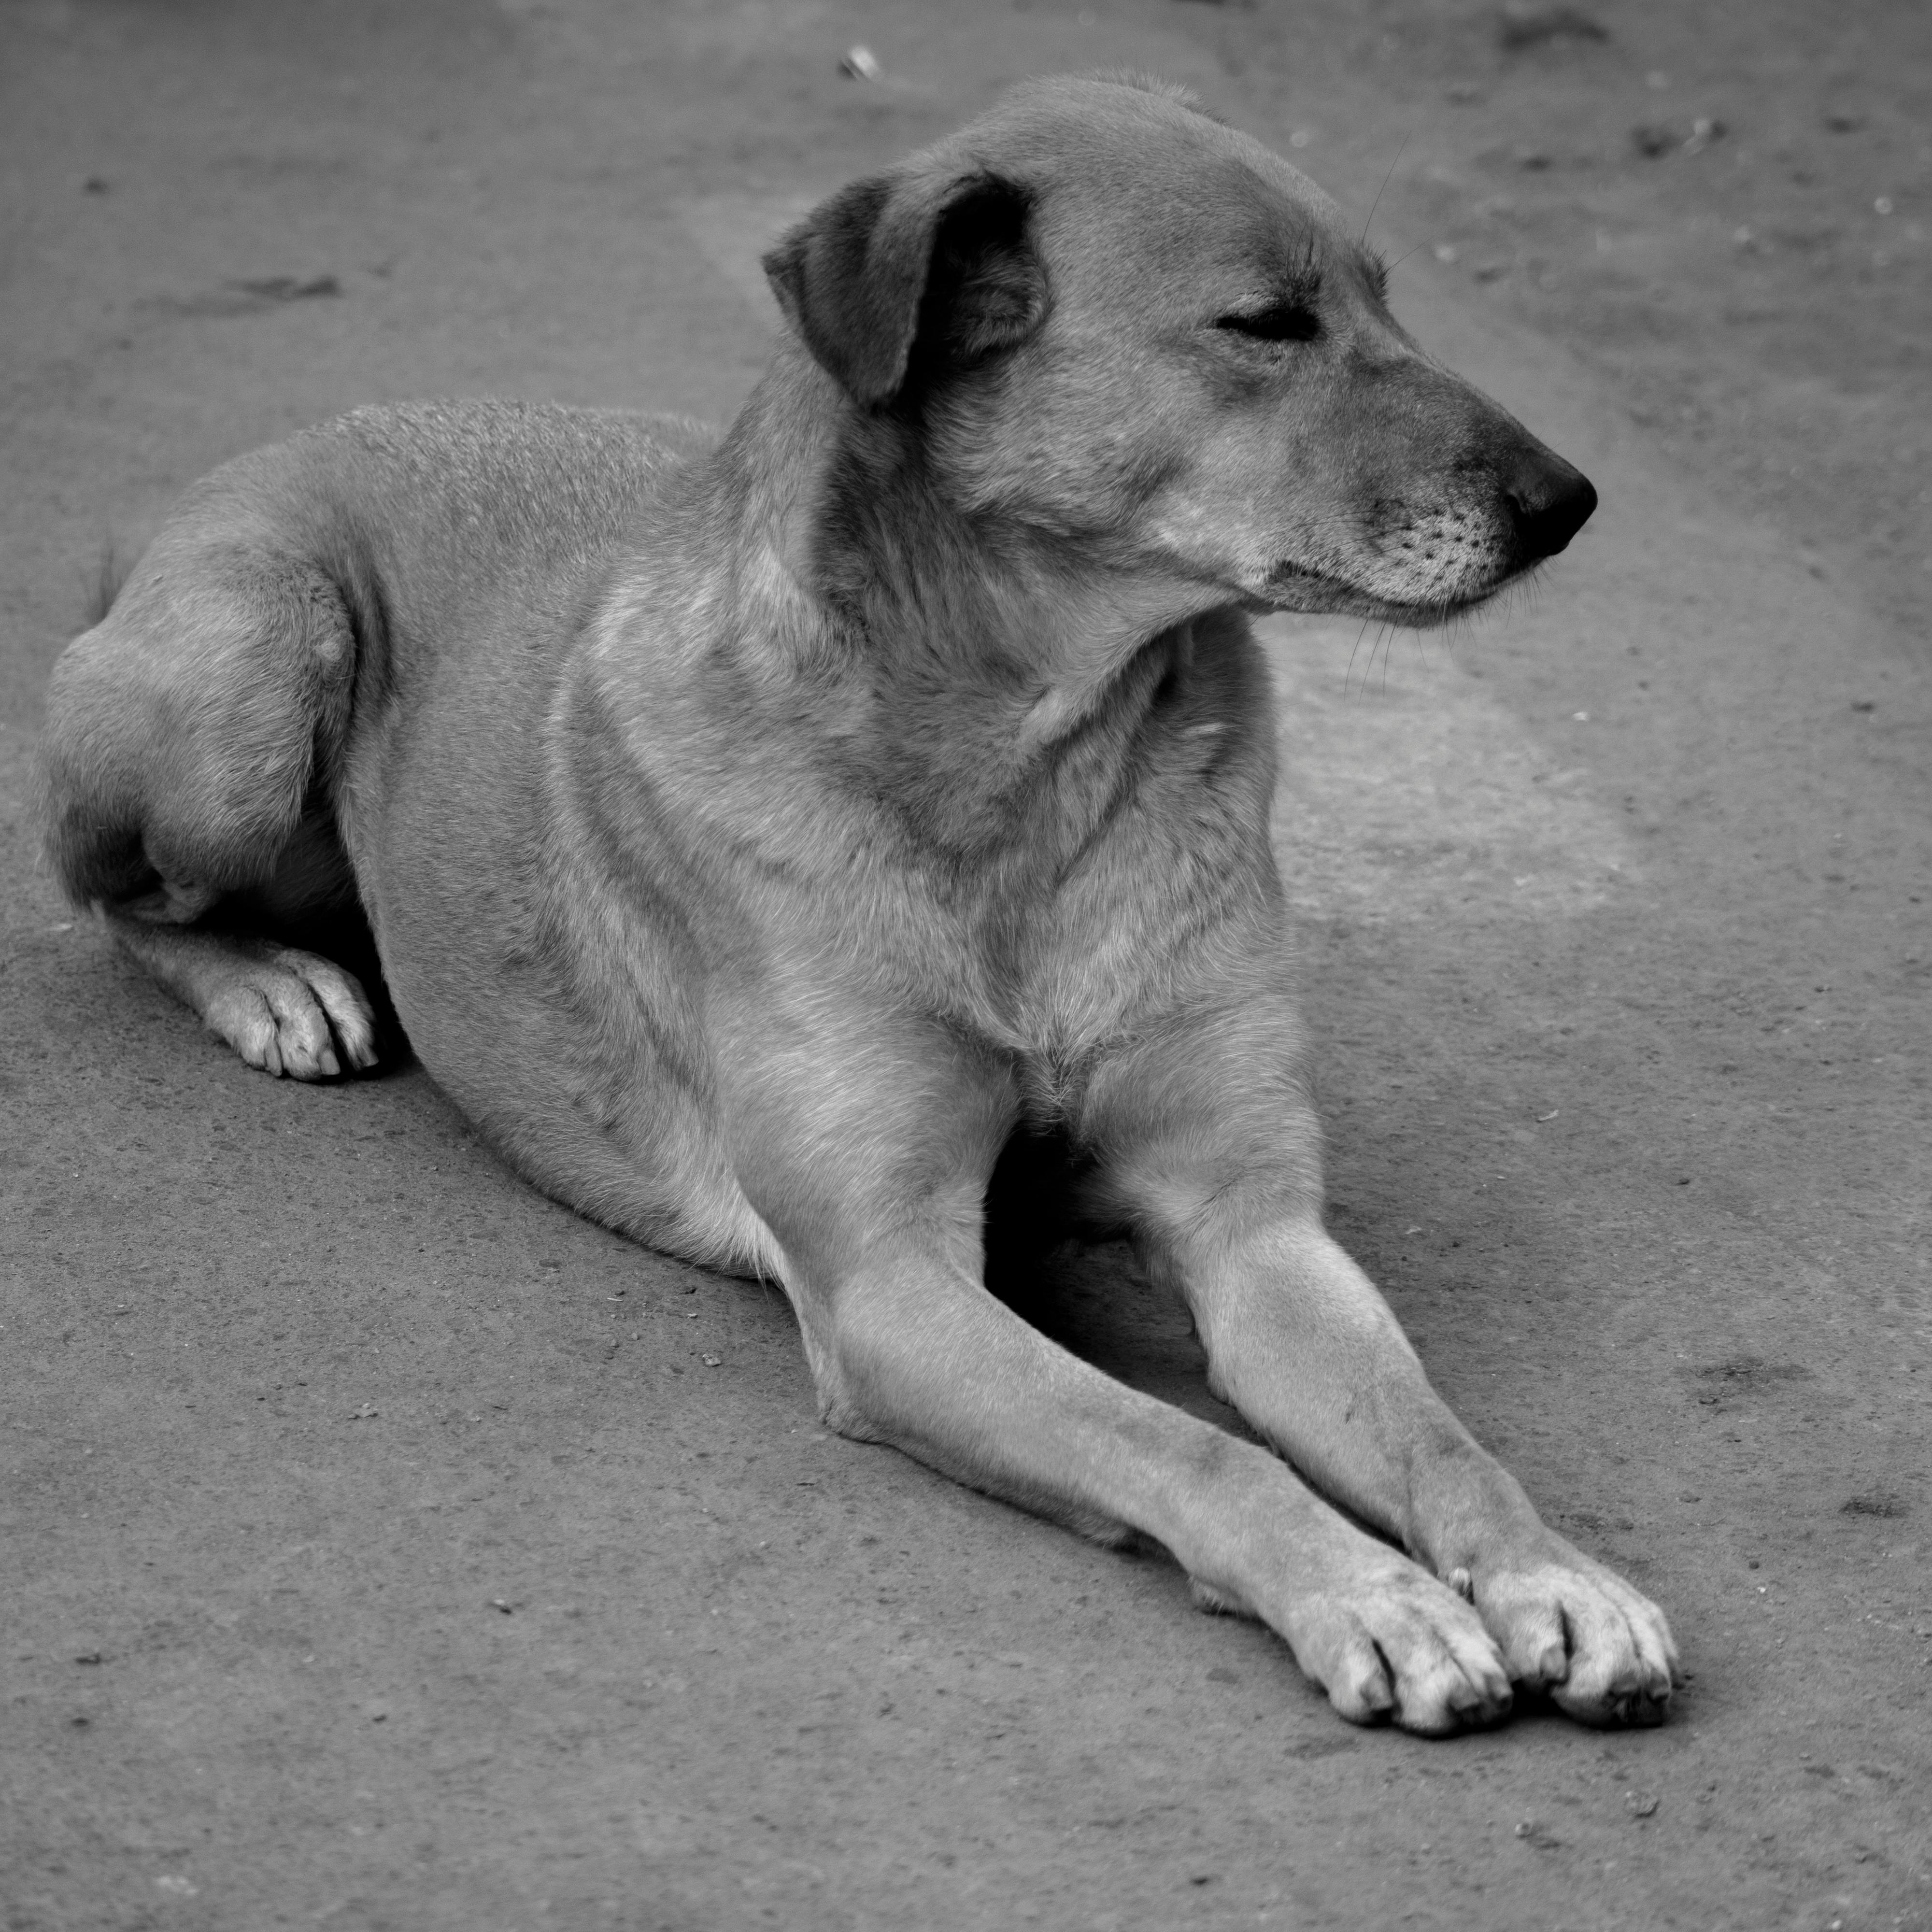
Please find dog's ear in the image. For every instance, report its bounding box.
[763,170,1044,408]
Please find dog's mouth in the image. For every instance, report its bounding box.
[1251,557,1504,625]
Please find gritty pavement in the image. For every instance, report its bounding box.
[2,3,1929,1929]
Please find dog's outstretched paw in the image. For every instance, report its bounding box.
[1287,1558,1514,1736]
[1470,1534,1682,1727]
[202,947,378,1080]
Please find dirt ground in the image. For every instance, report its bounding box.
[2,1,1929,1927]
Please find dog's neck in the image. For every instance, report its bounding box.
[709,356,1220,855]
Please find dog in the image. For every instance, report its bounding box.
[40,74,1679,1733]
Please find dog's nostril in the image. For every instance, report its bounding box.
[1507,465,1597,561]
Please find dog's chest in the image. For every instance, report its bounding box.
[559,626,1279,1086]
[920,762,1279,1065]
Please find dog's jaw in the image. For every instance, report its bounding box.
[1251,551,1523,627]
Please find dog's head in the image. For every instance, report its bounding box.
[764,75,1594,628]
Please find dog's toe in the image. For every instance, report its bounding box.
[1550,1606,1679,1728]
[292,951,380,1071]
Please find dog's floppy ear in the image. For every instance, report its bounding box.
[763,169,1044,408]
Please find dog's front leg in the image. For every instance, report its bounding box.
[1160,1217,1679,1725]
[795,1232,1513,1735]
[730,1040,1507,1734]
[1092,1038,1682,1725]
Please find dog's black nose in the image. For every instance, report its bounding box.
[1505,455,1597,562]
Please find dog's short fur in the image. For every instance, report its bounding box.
[41,76,1678,1733]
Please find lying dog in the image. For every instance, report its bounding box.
[41,74,1679,1733]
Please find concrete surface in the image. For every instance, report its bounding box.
[2,2,1928,1928]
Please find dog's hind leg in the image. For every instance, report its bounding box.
[106,918,376,1080]
[103,875,379,1082]
[41,503,378,1079]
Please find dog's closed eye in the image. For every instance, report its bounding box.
[1215,301,1321,343]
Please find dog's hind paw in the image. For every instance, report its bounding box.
[202,946,378,1080]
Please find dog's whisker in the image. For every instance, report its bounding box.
[1359,128,1413,248]
[1345,617,1372,700]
